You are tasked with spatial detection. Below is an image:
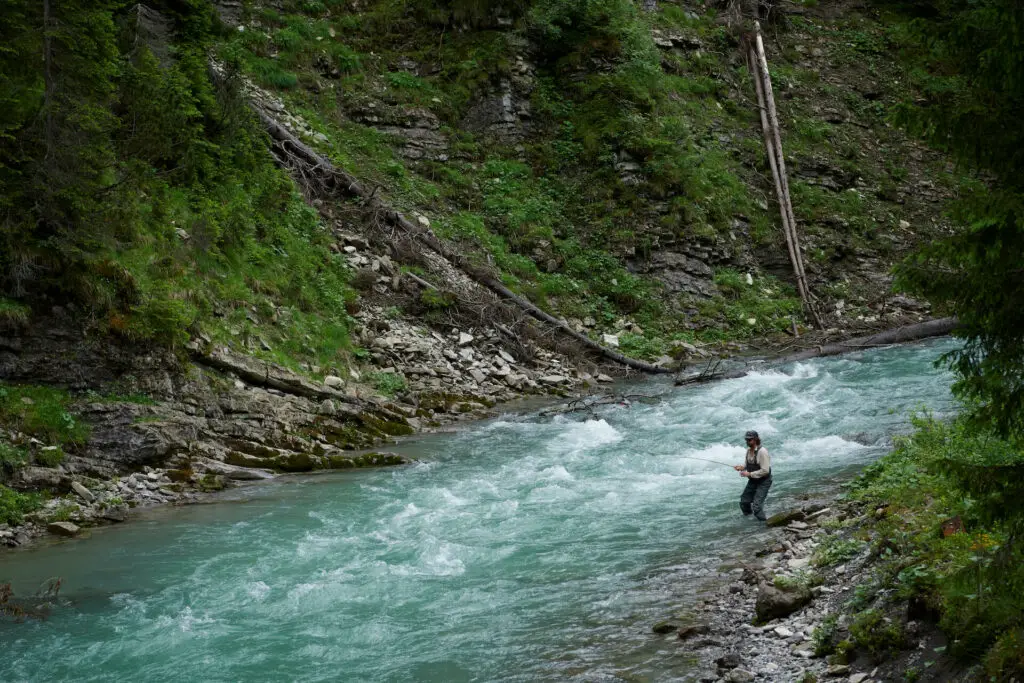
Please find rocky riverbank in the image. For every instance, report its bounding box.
[654,497,972,683]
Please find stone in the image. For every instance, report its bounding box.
[774,626,795,638]
[827,664,850,676]
[767,509,807,527]
[498,349,515,364]
[539,375,567,385]
[602,333,620,347]
[596,374,614,383]
[324,375,345,389]
[677,622,711,640]
[849,674,869,683]
[728,670,755,683]
[458,332,474,346]
[101,505,128,523]
[469,368,487,383]
[899,219,910,229]
[71,481,95,503]
[788,558,811,570]
[47,521,80,537]
[755,582,813,622]
[716,654,741,670]
[652,619,683,634]
[788,520,810,530]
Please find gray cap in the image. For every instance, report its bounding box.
[744,430,759,440]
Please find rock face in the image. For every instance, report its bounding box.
[755,582,813,622]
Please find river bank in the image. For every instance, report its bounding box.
[0,314,948,553]
[658,494,973,683]
[0,338,960,681]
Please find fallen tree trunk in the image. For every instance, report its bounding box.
[675,317,958,385]
[253,108,673,374]
[774,317,957,364]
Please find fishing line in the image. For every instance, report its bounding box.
[677,456,735,468]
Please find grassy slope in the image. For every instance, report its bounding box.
[215,0,961,361]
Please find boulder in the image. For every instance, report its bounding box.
[71,481,96,503]
[755,582,813,622]
[47,521,80,537]
[677,622,711,640]
[728,670,755,683]
[101,504,128,523]
[652,619,684,634]
[716,654,742,670]
[766,509,807,527]
[324,375,345,389]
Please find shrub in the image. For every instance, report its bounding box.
[850,609,906,660]
[369,371,407,397]
[0,485,42,526]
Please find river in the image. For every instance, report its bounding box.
[0,339,960,682]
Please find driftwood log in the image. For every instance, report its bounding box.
[674,317,958,385]
[252,109,673,374]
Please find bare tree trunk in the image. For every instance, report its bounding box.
[750,22,823,328]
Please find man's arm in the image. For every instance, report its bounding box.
[748,448,771,478]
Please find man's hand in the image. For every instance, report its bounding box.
[733,465,744,471]
[740,471,750,478]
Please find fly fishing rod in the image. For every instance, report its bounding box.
[678,456,735,468]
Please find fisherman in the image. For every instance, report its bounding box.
[734,430,772,521]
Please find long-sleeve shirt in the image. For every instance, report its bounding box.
[745,446,772,479]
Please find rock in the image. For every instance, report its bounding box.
[849,674,869,683]
[71,481,96,503]
[827,664,851,676]
[788,520,810,530]
[677,623,711,640]
[899,219,910,229]
[539,375,567,385]
[101,505,128,523]
[12,466,65,490]
[602,333,620,347]
[469,368,487,383]
[788,557,811,570]
[728,670,755,683]
[458,332,474,346]
[596,374,614,383]
[774,626,795,638]
[47,521,80,537]
[652,619,683,634]
[498,349,515,364]
[324,375,345,389]
[755,583,813,622]
[716,654,742,670]
[767,509,807,527]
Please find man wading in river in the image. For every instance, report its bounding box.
[734,430,771,521]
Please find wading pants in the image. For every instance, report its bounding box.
[740,475,772,521]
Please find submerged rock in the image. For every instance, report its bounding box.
[766,509,806,527]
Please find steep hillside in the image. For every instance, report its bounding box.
[0,0,964,540]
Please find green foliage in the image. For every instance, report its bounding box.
[35,446,65,468]
[369,371,407,397]
[849,609,906,660]
[886,0,1024,437]
[0,485,41,526]
[850,415,1024,672]
[0,298,29,325]
[0,383,88,447]
[812,614,840,657]
[0,442,29,469]
[813,536,863,567]
[48,500,78,523]
[695,269,802,340]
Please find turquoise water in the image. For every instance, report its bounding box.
[1,340,959,682]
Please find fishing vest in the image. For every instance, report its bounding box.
[744,447,771,478]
